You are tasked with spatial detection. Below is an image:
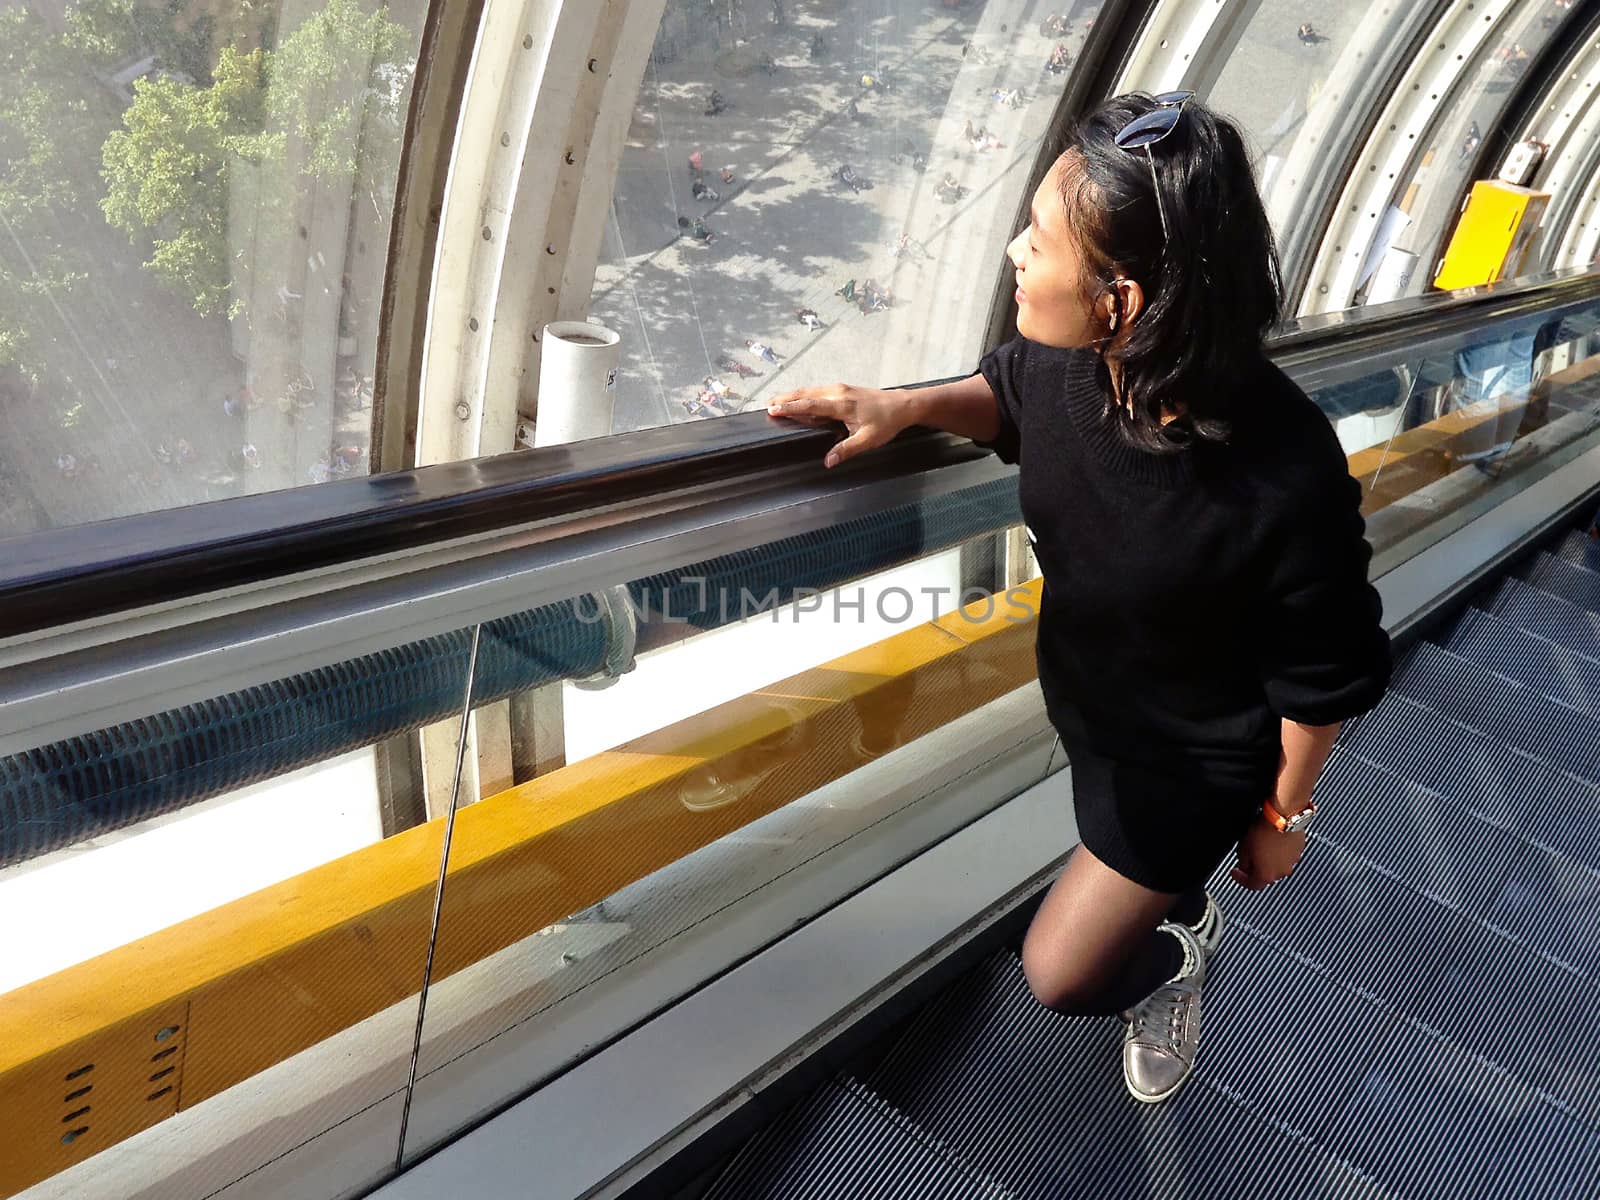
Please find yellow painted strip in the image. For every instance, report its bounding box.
[1346,351,1600,495]
[0,583,1039,1196]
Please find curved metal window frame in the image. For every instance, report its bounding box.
[1113,1,1457,312]
[372,0,489,473]
[1457,4,1600,277]
[1301,0,1533,315]
[1266,1,1454,311]
[1403,1,1592,301]
[1557,164,1600,268]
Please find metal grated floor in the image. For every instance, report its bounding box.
[700,524,1600,1199]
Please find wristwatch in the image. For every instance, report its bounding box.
[1263,796,1318,835]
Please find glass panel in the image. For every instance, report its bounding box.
[1304,295,1600,568]
[1382,1,1584,301]
[592,0,1100,433]
[1203,0,1437,293]
[406,482,1043,1160]
[0,605,476,1198]
[0,0,428,538]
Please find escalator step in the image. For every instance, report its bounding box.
[1446,608,1600,718]
[1318,1019,1600,1199]
[1521,552,1600,614]
[1219,829,1600,1128]
[1484,576,1600,661]
[1552,529,1600,574]
[1342,691,1600,873]
[701,1075,1011,1199]
[862,950,1392,1198]
[1315,749,1600,981]
[1389,641,1600,783]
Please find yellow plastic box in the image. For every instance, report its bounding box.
[1434,179,1551,291]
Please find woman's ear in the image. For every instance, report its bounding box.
[1113,277,1146,327]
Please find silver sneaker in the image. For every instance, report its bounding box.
[1186,891,1225,961]
[1121,921,1207,1104]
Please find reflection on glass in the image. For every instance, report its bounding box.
[0,612,471,1199]
[1382,0,1581,301]
[592,0,1098,433]
[0,1,426,538]
[1309,298,1600,560]
[407,491,1038,1160]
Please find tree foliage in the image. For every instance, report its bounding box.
[64,0,215,84]
[100,47,265,316]
[99,0,413,318]
[0,10,112,370]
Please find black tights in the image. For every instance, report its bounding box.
[1019,844,1212,1018]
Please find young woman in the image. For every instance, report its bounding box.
[764,93,1391,1103]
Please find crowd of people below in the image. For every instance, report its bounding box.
[663,9,1073,422]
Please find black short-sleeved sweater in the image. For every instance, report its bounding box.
[973,336,1392,798]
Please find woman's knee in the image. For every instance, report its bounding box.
[1019,928,1106,1014]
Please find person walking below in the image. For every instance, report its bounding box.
[763,93,1391,1105]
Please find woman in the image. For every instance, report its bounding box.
[764,94,1391,1104]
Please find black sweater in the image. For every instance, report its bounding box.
[973,337,1392,796]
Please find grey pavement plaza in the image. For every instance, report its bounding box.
[592,0,1096,433]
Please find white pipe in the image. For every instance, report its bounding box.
[534,320,632,692]
[532,321,622,447]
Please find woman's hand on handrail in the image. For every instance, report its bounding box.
[766,384,910,468]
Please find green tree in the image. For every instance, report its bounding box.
[263,0,410,181]
[0,10,113,372]
[99,0,414,319]
[100,46,265,317]
[64,0,215,84]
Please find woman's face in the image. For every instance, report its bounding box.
[1006,156,1113,349]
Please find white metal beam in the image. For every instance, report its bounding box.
[1264,2,1445,309]
[1512,21,1600,272]
[1115,0,1266,96]
[1557,162,1600,270]
[416,0,591,466]
[1300,0,1521,315]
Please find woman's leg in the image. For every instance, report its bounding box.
[1019,843,1203,1016]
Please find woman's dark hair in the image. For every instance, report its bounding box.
[1057,93,1282,453]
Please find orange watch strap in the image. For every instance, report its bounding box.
[1264,797,1315,831]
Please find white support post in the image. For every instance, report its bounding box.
[1115,0,1266,97]
[416,1,666,787]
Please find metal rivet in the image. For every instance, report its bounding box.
[154,1026,179,1043]
[1318,284,1330,294]
[546,245,556,255]
[564,149,575,165]
[500,132,511,147]
[455,401,471,420]
[468,317,479,331]
[587,58,598,72]
[522,34,532,48]
[482,225,493,241]
[547,287,556,295]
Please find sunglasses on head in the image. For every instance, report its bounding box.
[1112,90,1194,242]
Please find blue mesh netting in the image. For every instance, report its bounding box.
[0,477,1020,867]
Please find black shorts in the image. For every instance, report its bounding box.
[1067,743,1263,894]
